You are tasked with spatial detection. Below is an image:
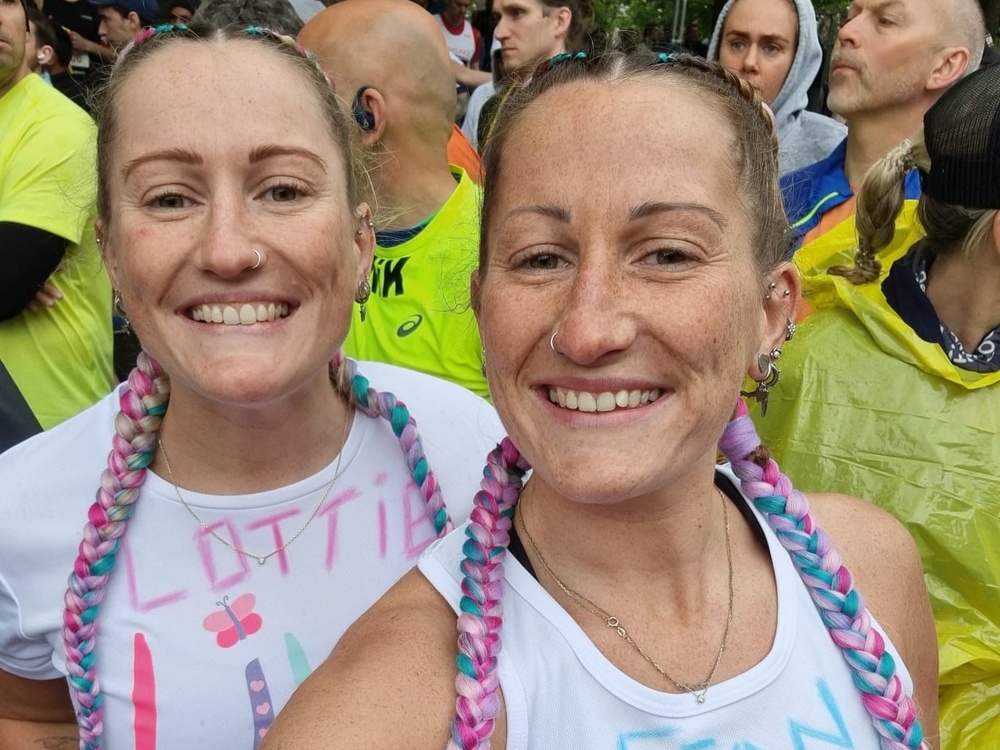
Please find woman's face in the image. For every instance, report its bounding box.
[100,40,371,408]
[718,0,798,106]
[477,78,777,503]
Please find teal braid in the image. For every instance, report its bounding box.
[62,352,168,749]
[449,438,530,750]
[719,400,926,749]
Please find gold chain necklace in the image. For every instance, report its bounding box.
[516,488,734,703]
[158,402,352,566]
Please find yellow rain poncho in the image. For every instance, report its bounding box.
[758,264,1000,750]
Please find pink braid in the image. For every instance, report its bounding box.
[449,438,530,750]
[719,400,927,750]
[62,351,453,748]
[62,352,168,749]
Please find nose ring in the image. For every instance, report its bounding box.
[251,249,262,270]
[549,330,561,355]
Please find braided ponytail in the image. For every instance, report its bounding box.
[830,137,927,284]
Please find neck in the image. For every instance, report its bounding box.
[517,459,732,612]
[925,244,1000,353]
[373,143,457,229]
[0,65,29,100]
[843,108,925,186]
[151,370,352,495]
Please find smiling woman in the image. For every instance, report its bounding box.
[261,50,938,750]
[0,23,503,750]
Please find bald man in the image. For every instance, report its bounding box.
[782,0,986,286]
[299,0,487,399]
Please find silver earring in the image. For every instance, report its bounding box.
[355,279,371,322]
[549,330,562,355]
[740,351,780,416]
[785,319,796,341]
[251,249,262,270]
[113,290,132,336]
[764,281,777,300]
[355,217,374,236]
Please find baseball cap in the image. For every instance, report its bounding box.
[921,65,1000,210]
[88,0,160,24]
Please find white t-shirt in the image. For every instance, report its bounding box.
[419,465,914,748]
[434,13,480,68]
[461,80,496,151]
[0,361,504,748]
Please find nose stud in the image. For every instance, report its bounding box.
[251,249,262,270]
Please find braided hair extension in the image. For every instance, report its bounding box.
[66,27,450,745]
[450,50,925,750]
[63,347,455,747]
[718,401,926,749]
[448,403,926,750]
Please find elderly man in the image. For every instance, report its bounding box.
[299,0,488,398]
[0,0,112,431]
[782,0,986,285]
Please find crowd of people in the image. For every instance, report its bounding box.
[0,0,997,748]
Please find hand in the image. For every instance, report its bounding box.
[67,29,96,54]
[26,281,63,312]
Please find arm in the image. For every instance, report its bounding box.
[0,223,66,321]
[809,493,940,749]
[66,31,115,61]
[0,670,78,750]
[451,60,492,90]
[262,569,506,749]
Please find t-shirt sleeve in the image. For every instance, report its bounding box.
[0,574,60,679]
[0,112,97,246]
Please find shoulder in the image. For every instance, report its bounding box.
[261,570,461,750]
[2,77,94,149]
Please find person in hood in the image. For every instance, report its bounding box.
[708,0,845,176]
[757,63,1000,750]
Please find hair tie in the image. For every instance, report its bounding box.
[657,52,677,64]
[548,51,587,68]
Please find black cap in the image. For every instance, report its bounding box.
[922,65,1000,210]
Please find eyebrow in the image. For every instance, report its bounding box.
[629,201,728,229]
[248,145,328,170]
[725,31,793,44]
[502,204,573,224]
[122,147,201,181]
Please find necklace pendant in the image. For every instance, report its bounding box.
[696,693,706,704]
[257,556,266,565]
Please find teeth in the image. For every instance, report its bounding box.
[549,387,663,413]
[192,302,291,325]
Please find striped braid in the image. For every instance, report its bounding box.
[62,353,452,748]
[63,351,168,749]
[449,404,926,750]
[449,438,529,750]
[718,400,926,750]
[333,356,454,537]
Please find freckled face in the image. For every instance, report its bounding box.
[101,41,368,409]
[718,0,798,105]
[476,78,768,504]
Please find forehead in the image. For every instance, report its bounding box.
[725,0,798,33]
[113,41,337,160]
[495,78,744,221]
[496,0,543,11]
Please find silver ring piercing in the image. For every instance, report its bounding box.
[549,330,561,355]
[251,249,262,270]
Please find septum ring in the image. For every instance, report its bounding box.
[549,330,562,355]
[251,249,262,270]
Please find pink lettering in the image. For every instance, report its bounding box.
[378,500,388,559]
[123,538,188,613]
[196,521,251,592]
[375,471,388,487]
[318,487,364,571]
[403,481,436,558]
[246,509,300,575]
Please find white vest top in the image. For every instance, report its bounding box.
[434,14,477,67]
[419,465,913,749]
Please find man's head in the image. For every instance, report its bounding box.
[828,0,985,123]
[28,7,72,73]
[298,0,456,163]
[168,0,198,25]
[89,0,159,49]
[0,0,29,97]
[493,0,591,77]
[441,0,471,26]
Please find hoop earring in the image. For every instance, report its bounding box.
[355,279,371,322]
[740,350,781,416]
[113,290,132,336]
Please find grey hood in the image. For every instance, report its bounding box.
[707,0,845,174]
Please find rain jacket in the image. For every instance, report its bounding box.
[708,0,846,175]
[757,256,1000,750]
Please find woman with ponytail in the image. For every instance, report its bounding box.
[0,22,502,749]
[759,64,1000,750]
[265,50,938,750]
